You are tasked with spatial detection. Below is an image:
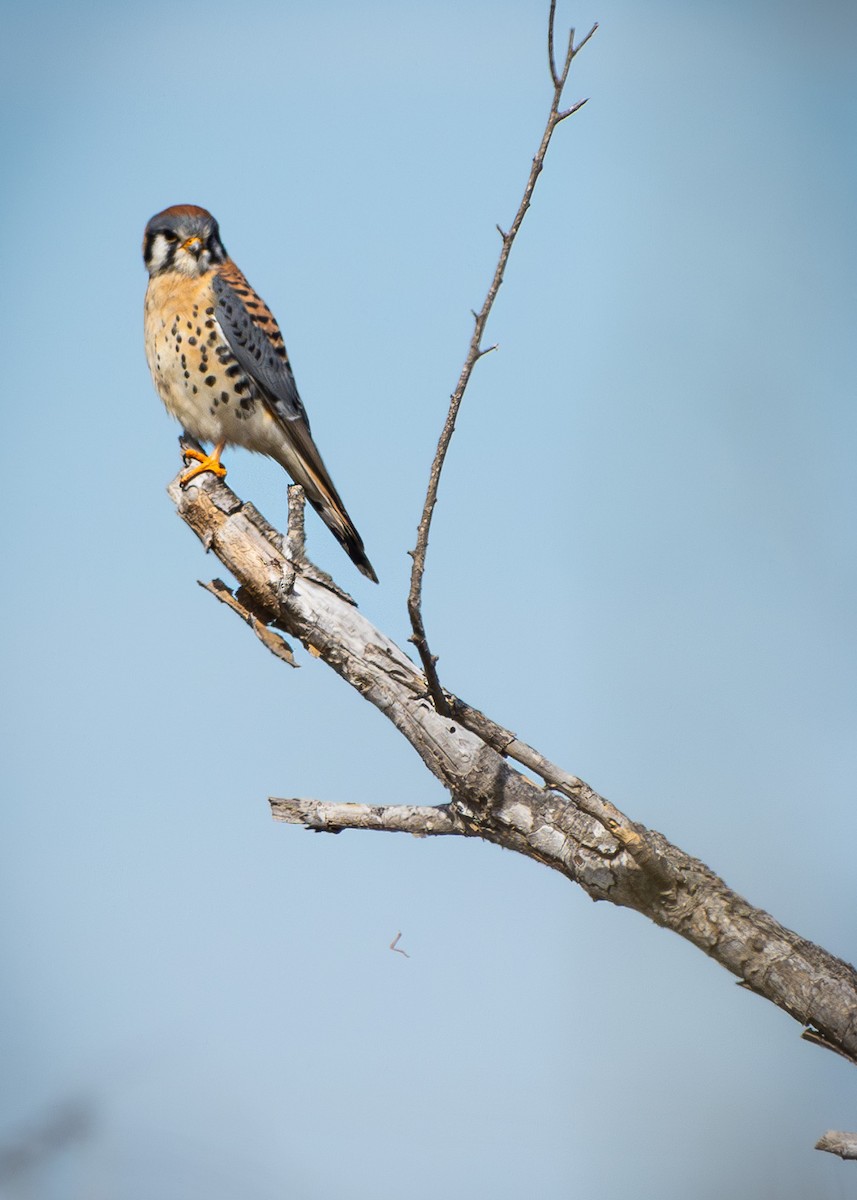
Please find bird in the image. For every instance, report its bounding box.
[143,204,378,582]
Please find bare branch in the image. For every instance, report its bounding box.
[168,467,857,1073]
[548,0,561,88]
[270,797,459,837]
[558,24,575,87]
[557,97,590,122]
[199,579,298,667]
[406,9,597,716]
[447,696,643,848]
[815,1131,857,1160]
[573,22,599,57]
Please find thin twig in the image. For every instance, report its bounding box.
[557,97,590,122]
[572,21,599,56]
[407,8,597,715]
[390,932,411,958]
[447,695,642,844]
[548,0,561,87]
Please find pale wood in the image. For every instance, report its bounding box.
[168,466,857,1085]
[815,1131,857,1160]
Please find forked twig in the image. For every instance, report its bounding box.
[390,932,411,958]
[407,4,597,715]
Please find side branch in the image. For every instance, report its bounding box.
[270,798,460,837]
[406,11,597,715]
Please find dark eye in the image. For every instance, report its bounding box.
[161,231,179,244]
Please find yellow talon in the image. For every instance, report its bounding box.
[180,441,227,486]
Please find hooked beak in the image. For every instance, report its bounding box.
[181,235,203,259]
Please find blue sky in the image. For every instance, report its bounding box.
[2,0,856,1196]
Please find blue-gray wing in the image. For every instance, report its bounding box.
[211,262,379,583]
[212,265,310,431]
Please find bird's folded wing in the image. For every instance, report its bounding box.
[212,267,311,432]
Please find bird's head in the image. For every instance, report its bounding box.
[143,205,227,278]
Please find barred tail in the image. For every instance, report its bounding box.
[306,490,379,583]
[274,427,379,583]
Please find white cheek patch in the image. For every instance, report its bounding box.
[147,231,209,276]
[147,234,171,273]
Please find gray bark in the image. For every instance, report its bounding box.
[815,1131,857,1160]
[168,464,857,1082]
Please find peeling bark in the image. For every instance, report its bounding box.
[168,466,857,1079]
[816,1131,857,1160]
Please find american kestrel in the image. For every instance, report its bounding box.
[143,204,378,582]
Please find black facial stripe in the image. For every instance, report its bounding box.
[144,230,183,274]
[207,233,227,265]
[143,221,227,272]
